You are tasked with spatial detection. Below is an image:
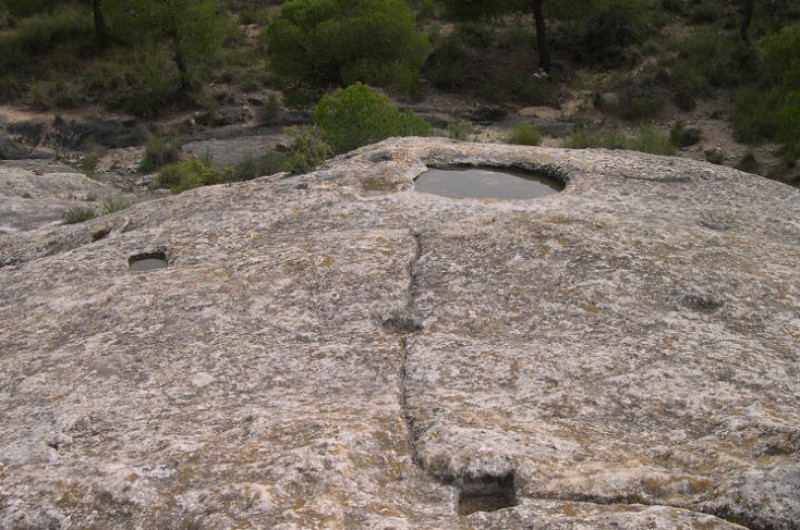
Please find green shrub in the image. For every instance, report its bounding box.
[733,24,800,157]
[101,198,131,214]
[426,30,468,90]
[6,0,52,18]
[226,152,289,180]
[62,206,97,224]
[565,126,674,156]
[313,83,431,154]
[76,152,101,178]
[140,133,182,173]
[565,129,628,149]
[760,23,800,157]
[704,149,725,165]
[687,0,720,24]
[457,22,496,48]
[447,120,473,141]
[0,4,93,67]
[497,14,535,49]
[736,151,760,173]
[669,120,700,147]
[675,30,756,89]
[733,86,781,142]
[629,125,675,156]
[766,156,799,185]
[564,0,656,67]
[507,123,542,146]
[626,96,662,121]
[87,45,183,119]
[284,125,333,174]
[266,0,430,105]
[155,158,221,194]
[660,0,685,15]
[29,79,86,110]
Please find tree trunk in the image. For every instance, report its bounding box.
[172,35,193,95]
[740,0,754,43]
[92,0,108,47]
[531,0,550,73]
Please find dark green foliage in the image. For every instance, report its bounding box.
[626,96,662,121]
[553,0,656,67]
[733,86,781,142]
[660,0,685,15]
[153,151,289,192]
[155,158,221,193]
[313,83,431,154]
[104,0,222,94]
[426,30,468,90]
[0,4,94,68]
[5,0,57,18]
[687,1,720,24]
[447,120,473,141]
[62,206,97,224]
[733,23,800,159]
[266,0,430,105]
[628,125,675,155]
[508,123,542,146]
[657,29,759,112]
[94,46,185,118]
[284,126,333,174]
[566,126,675,155]
[439,0,527,22]
[140,133,181,173]
[228,153,288,180]
[566,128,629,150]
[760,23,800,157]
[101,197,131,214]
[766,156,799,185]
[669,120,700,147]
[674,30,757,88]
[736,151,760,173]
[704,148,725,165]
[29,79,86,109]
[0,74,24,103]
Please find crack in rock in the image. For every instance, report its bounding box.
[398,230,424,467]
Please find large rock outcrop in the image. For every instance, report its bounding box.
[0,160,137,234]
[1,137,798,529]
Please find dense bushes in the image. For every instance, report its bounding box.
[155,158,221,194]
[154,152,289,193]
[266,0,430,105]
[508,123,542,146]
[655,29,759,111]
[284,126,333,174]
[566,125,675,156]
[313,83,431,154]
[283,83,431,173]
[0,3,94,68]
[734,23,800,161]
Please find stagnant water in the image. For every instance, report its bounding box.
[414,167,563,200]
[128,253,169,272]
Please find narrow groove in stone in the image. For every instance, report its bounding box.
[399,229,424,467]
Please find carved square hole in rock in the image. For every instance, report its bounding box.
[128,250,168,272]
[456,472,518,516]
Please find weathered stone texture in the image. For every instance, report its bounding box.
[0,163,122,234]
[1,137,798,529]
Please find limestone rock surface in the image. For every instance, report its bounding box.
[1,137,799,529]
[0,162,123,233]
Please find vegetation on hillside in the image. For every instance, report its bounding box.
[0,0,798,184]
[266,0,430,105]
